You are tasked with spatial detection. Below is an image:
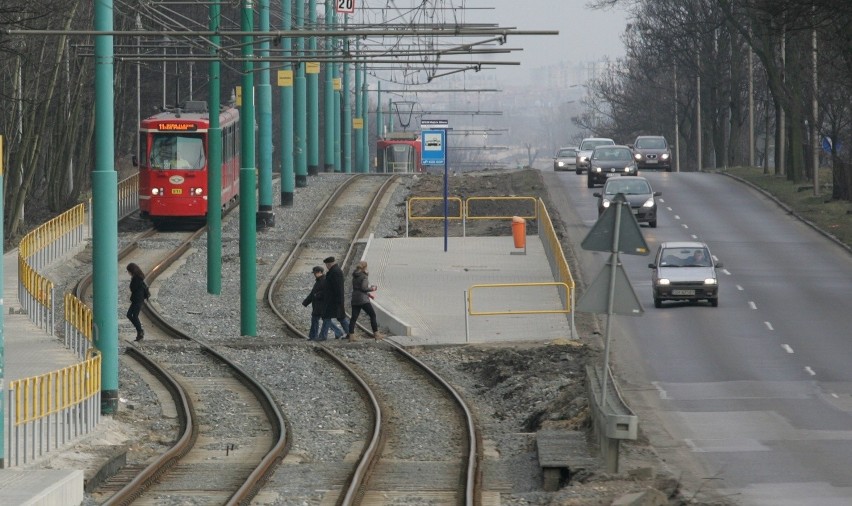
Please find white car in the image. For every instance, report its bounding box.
[553,147,578,171]
[575,137,615,174]
[648,241,723,308]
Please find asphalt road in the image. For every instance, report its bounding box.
[544,167,852,506]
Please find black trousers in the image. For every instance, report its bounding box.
[127,300,143,334]
[349,302,378,333]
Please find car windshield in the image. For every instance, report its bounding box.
[149,134,206,170]
[557,149,576,157]
[581,139,613,150]
[605,179,651,195]
[594,148,632,161]
[660,247,712,267]
[636,137,667,149]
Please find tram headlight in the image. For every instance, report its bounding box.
[191,187,203,196]
[151,187,162,196]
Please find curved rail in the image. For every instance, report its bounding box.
[80,220,288,504]
[263,173,481,504]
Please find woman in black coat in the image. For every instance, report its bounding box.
[126,263,150,341]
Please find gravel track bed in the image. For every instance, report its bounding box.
[29,170,694,505]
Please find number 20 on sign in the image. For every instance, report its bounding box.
[336,0,355,14]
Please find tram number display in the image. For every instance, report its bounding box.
[172,189,182,195]
[335,0,355,14]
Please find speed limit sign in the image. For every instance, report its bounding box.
[335,0,355,14]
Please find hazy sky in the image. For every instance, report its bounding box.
[452,0,630,84]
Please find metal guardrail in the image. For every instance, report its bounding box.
[467,282,571,316]
[536,198,576,337]
[585,365,637,473]
[64,292,93,359]
[6,351,102,466]
[465,196,537,221]
[405,196,464,236]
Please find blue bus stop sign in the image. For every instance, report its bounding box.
[421,129,446,166]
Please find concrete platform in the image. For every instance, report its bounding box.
[0,470,84,506]
[363,235,573,345]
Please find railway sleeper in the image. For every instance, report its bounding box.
[536,429,599,491]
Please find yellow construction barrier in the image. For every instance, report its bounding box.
[467,282,571,316]
[465,196,537,221]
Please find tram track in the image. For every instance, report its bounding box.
[264,173,482,504]
[76,221,287,505]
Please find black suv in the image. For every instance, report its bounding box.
[631,136,672,172]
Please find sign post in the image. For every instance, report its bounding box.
[421,119,449,250]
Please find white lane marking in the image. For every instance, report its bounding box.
[652,381,668,399]
[667,206,673,211]
[765,321,774,331]
[682,224,689,229]
[805,367,816,376]
[832,393,839,398]
[691,234,698,240]
[749,301,757,310]
[736,285,744,291]
[781,344,794,354]
[722,269,731,275]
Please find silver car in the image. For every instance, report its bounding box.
[648,241,723,308]
[553,147,578,171]
[575,137,615,174]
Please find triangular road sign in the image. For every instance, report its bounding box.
[576,259,644,316]
[581,198,649,256]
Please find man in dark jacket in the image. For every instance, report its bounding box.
[302,266,326,340]
[319,256,350,339]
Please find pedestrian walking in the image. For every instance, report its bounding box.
[302,266,327,340]
[319,256,350,340]
[126,262,150,341]
[349,261,382,340]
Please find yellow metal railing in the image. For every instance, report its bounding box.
[405,196,464,236]
[64,292,94,357]
[464,196,537,221]
[7,351,102,466]
[467,282,571,315]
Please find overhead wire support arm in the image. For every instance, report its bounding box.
[3,28,559,38]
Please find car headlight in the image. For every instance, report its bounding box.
[634,153,642,160]
[602,199,612,208]
[593,166,602,173]
[580,156,588,162]
[624,166,635,173]
[642,197,655,208]
[704,278,717,285]
[657,278,670,285]
[557,161,565,167]
[661,153,670,160]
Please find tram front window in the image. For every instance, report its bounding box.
[387,144,414,172]
[150,134,206,170]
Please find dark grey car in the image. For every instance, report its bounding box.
[631,135,672,172]
[593,176,660,227]
[587,145,638,188]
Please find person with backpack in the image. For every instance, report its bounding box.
[126,262,150,341]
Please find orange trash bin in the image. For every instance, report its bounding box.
[511,216,526,248]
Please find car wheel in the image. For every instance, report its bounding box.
[710,297,718,307]
[654,297,662,308]
[649,219,657,228]
[576,167,582,175]
[587,177,594,188]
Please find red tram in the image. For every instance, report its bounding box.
[376,132,422,173]
[137,101,240,225]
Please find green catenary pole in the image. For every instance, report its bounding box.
[342,18,352,173]
[280,0,295,205]
[333,12,342,172]
[362,66,370,171]
[307,0,319,176]
[207,0,223,294]
[376,81,382,141]
[323,0,335,172]
[294,0,308,187]
[353,41,363,172]
[0,135,6,466]
[257,0,274,226]
[240,0,257,336]
[94,0,119,414]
